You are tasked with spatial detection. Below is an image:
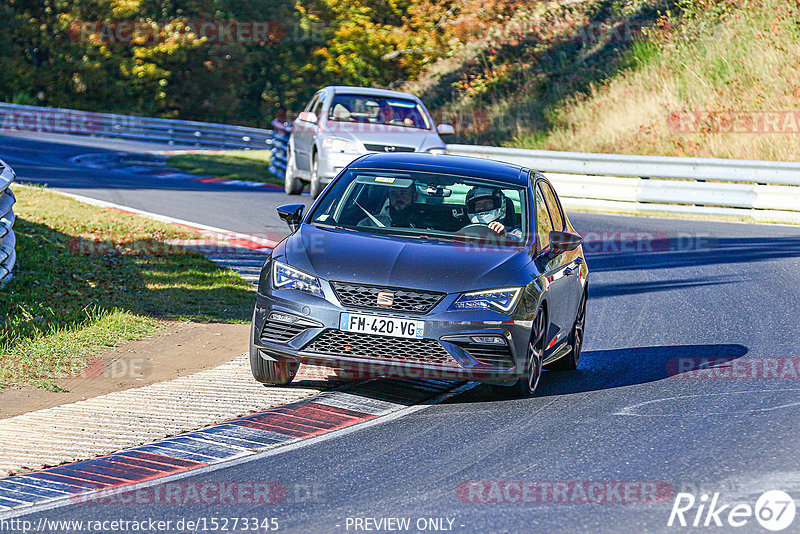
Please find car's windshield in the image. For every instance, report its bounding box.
[308,168,528,246]
[327,94,431,130]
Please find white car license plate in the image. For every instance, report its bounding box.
[339,313,424,339]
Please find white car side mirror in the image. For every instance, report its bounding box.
[298,111,318,124]
[436,123,455,135]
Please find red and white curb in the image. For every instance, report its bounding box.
[0,379,471,517]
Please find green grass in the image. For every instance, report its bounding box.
[0,185,255,389]
[166,150,280,185]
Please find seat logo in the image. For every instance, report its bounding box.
[376,291,394,306]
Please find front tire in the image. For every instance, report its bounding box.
[309,154,322,199]
[284,148,304,195]
[250,349,300,385]
[249,321,299,385]
[495,308,546,397]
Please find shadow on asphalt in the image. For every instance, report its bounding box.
[588,275,745,299]
[443,344,749,403]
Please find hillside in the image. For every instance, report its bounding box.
[406,0,800,160]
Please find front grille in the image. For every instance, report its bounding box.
[453,342,515,369]
[331,282,444,314]
[304,330,459,366]
[363,144,415,153]
[259,316,317,343]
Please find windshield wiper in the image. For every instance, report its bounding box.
[313,222,355,231]
[354,200,386,228]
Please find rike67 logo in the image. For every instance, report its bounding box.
[668,490,796,531]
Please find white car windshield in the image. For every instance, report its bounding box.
[327,94,431,130]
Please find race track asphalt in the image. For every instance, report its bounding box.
[3,132,799,533]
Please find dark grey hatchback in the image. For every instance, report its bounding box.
[250,153,588,396]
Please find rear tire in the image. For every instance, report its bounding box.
[309,154,322,199]
[494,308,546,398]
[284,148,304,195]
[547,290,586,371]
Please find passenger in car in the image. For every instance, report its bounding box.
[359,184,426,228]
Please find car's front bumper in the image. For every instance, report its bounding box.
[318,149,363,182]
[251,285,534,385]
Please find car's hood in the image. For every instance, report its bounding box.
[276,224,530,293]
[323,122,442,151]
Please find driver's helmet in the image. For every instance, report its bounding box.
[466,187,506,224]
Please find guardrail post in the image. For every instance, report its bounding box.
[0,159,17,286]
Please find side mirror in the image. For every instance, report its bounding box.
[549,231,582,254]
[436,123,455,135]
[277,204,305,232]
[298,111,318,124]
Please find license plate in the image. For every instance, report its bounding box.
[339,313,424,339]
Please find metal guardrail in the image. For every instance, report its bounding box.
[0,102,274,150]
[0,158,16,285]
[268,119,292,179]
[3,99,797,223]
[446,144,800,223]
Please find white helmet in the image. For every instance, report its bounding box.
[466,187,506,224]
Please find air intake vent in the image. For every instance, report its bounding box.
[304,330,459,367]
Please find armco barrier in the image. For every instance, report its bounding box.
[0,158,16,285]
[2,100,798,223]
[445,144,800,223]
[268,119,292,179]
[0,102,273,150]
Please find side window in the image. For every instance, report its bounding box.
[539,181,565,231]
[534,184,553,251]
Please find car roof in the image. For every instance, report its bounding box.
[349,153,529,186]
[326,86,422,101]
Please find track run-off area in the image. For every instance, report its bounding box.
[1,131,799,533]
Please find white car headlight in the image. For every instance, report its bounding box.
[323,137,360,153]
[450,288,522,313]
[272,260,324,297]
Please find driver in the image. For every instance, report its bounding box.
[465,187,523,241]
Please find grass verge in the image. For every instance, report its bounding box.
[166,150,280,185]
[0,185,255,390]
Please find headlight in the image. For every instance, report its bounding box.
[322,137,360,153]
[272,260,324,297]
[450,288,522,313]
